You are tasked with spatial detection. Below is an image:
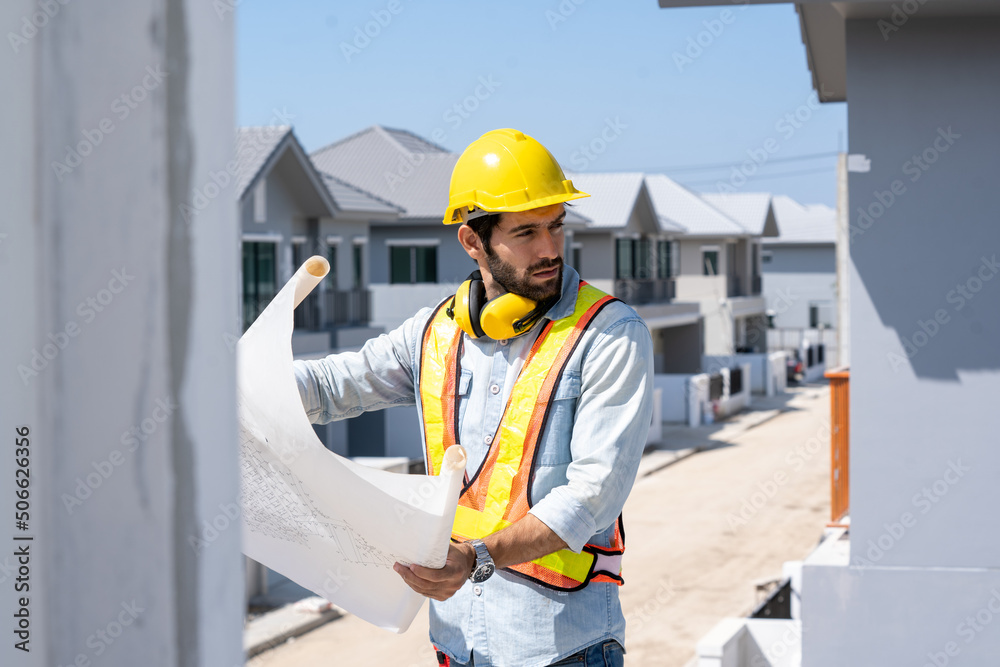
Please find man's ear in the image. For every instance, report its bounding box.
[457,224,485,261]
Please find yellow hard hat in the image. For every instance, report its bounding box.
[443,128,589,225]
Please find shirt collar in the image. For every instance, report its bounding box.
[542,264,581,323]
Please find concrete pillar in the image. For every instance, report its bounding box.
[802,16,1000,666]
[1,1,242,665]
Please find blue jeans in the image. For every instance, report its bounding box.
[447,640,626,667]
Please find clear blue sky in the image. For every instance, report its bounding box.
[237,1,847,206]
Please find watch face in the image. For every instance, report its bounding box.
[472,561,495,583]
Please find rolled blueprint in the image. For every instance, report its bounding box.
[237,256,466,632]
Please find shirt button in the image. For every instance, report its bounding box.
[490,384,500,395]
[484,434,493,444]
[499,339,509,346]
[473,585,483,596]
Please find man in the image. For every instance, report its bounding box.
[294,128,653,666]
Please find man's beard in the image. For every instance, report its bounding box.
[486,254,564,302]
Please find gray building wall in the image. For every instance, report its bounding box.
[678,237,730,276]
[762,244,837,329]
[803,16,1000,665]
[574,230,615,281]
[368,223,472,285]
[764,243,835,273]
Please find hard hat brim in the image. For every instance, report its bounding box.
[444,189,590,225]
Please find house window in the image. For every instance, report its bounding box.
[636,238,653,279]
[353,242,364,289]
[809,301,834,328]
[762,251,773,264]
[242,241,277,328]
[702,247,719,276]
[657,240,672,279]
[390,245,438,284]
[571,244,582,275]
[326,243,338,290]
[615,238,633,279]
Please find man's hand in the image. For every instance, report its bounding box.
[393,542,475,601]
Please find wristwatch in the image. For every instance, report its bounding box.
[468,539,495,583]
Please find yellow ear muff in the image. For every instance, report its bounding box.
[447,271,544,340]
[480,293,539,340]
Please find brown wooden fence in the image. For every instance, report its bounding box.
[825,367,850,525]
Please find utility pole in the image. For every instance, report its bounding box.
[835,152,850,368]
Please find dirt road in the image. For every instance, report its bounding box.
[248,385,831,666]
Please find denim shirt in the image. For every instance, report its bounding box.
[294,266,654,667]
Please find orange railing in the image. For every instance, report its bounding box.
[825,367,850,525]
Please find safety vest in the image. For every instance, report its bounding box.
[419,281,626,591]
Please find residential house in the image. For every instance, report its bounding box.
[645,175,769,357]
[763,195,838,365]
[236,126,406,465]
[235,126,399,353]
[567,172,702,373]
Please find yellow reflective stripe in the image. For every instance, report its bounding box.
[420,306,457,476]
[453,506,594,584]
[453,504,509,540]
[532,548,592,584]
[479,284,608,524]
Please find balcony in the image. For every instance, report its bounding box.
[727,274,744,297]
[613,278,675,306]
[323,289,371,327]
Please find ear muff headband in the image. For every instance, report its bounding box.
[450,278,488,339]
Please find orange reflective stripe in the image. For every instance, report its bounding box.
[420,283,627,590]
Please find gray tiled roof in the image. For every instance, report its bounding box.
[311,126,459,221]
[645,174,746,236]
[321,173,402,215]
[235,126,398,216]
[563,172,646,229]
[700,192,775,236]
[767,195,837,244]
[235,126,290,199]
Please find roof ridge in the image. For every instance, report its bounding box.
[310,124,386,157]
[238,124,292,132]
[645,173,749,234]
[378,125,452,154]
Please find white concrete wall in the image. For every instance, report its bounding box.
[762,270,837,330]
[0,1,242,665]
[704,354,786,396]
[675,275,734,355]
[370,282,458,332]
[655,374,708,426]
[695,617,802,667]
